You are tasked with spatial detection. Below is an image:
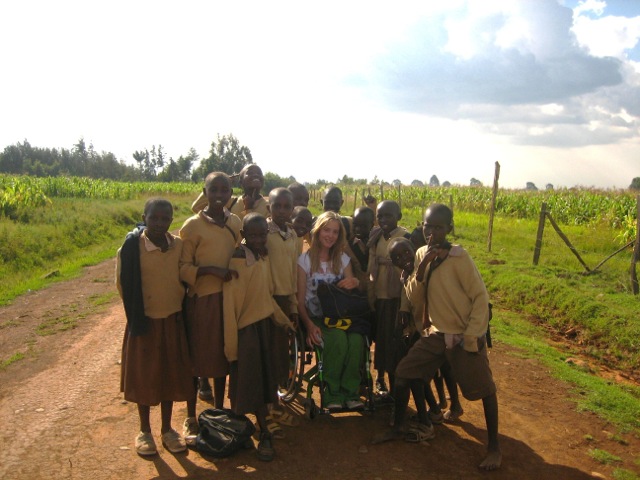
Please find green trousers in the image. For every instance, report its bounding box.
[318,323,364,405]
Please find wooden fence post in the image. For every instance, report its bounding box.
[631,195,640,294]
[533,202,547,265]
[449,194,455,237]
[380,183,384,201]
[487,161,500,252]
[353,188,358,214]
[398,183,402,210]
[546,212,591,273]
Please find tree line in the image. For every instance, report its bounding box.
[2,135,638,191]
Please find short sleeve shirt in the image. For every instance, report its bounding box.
[297,252,351,318]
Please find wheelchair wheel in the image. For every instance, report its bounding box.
[278,327,305,404]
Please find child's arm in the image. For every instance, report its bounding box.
[336,262,360,290]
[457,252,490,352]
[296,265,323,347]
[115,249,124,300]
[222,260,243,362]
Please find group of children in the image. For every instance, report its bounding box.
[117,163,501,470]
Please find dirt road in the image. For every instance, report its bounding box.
[0,259,636,479]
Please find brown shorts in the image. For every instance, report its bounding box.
[395,333,496,401]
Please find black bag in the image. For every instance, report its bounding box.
[316,281,371,335]
[196,408,255,458]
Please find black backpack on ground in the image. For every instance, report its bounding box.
[196,408,255,458]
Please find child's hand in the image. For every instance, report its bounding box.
[306,324,323,347]
[337,277,359,290]
[242,189,261,211]
[363,195,377,210]
[207,267,238,281]
[223,269,239,282]
[398,311,411,329]
[416,254,430,282]
[400,268,412,284]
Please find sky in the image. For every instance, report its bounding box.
[1,0,639,189]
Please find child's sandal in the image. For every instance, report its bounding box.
[264,415,285,439]
[272,411,300,427]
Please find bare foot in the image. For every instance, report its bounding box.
[479,450,502,471]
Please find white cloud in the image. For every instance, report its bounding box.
[360,0,640,149]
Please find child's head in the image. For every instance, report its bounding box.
[321,186,343,213]
[376,200,402,235]
[203,172,232,210]
[142,198,173,237]
[388,237,416,273]
[239,164,264,194]
[268,187,294,229]
[423,203,453,246]
[353,207,375,242]
[291,206,313,238]
[287,182,310,208]
[241,213,268,256]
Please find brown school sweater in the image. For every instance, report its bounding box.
[116,232,184,319]
[368,226,409,300]
[222,245,292,362]
[179,210,242,297]
[266,219,298,314]
[405,244,489,341]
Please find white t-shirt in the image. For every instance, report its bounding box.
[298,251,351,319]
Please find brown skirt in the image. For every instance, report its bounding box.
[120,312,195,406]
[185,293,229,378]
[374,298,400,372]
[228,319,278,415]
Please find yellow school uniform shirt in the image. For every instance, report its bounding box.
[222,245,292,362]
[116,232,185,318]
[179,210,242,297]
[266,219,298,314]
[405,244,489,340]
[368,226,409,300]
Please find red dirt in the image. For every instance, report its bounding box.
[0,259,638,479]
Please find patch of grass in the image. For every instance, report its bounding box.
[589,448,622,465]
[89,292,118,306]
[36,314,81,336]
[613,469,640,480]
[0,194,194,306]
[0,352,25,369]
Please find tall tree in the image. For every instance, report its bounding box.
[630,177,640,190]
[429,175,440,187]
[192,133,253,180]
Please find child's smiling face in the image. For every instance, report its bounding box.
[204,175,232,211]
[292,211,313,238]
[389,242,415,272]
[376,201,401,235]
[241,165,264,193]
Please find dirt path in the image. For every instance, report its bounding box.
[0,259,637,479]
